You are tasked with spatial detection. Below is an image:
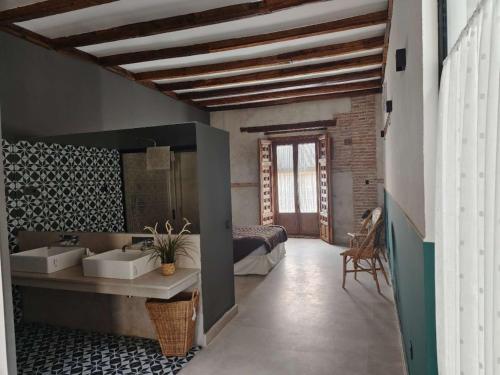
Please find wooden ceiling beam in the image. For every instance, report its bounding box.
[99,10,388,67]
[208,88,382,111]
[134,36,384,81]
[0,0,118,24]
[158,54,383,91]
[53,0,325,48]
[197,80,381,106]
[177,69,381,100]
[241,119,336,133]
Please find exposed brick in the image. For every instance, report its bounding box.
[328,94,379,231]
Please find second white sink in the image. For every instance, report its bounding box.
[10,246,87,274]
[82,249,160,279]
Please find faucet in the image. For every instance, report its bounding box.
[122,244,133,252]
[48,234,79,249]
[122,239,154,252]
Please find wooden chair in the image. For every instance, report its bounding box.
[341,210,389,294]
[347,207,387,261]
[347,212,372,247]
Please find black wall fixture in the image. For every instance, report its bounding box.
[396,48,407,71]
[386,100,393,113]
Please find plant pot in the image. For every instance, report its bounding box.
[161,263,176,276]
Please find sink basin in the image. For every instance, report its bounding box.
[10,247,87,274]
[82,249,160,280]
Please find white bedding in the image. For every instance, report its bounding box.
[234,242,286,275]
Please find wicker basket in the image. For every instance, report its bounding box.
[146,289,199,357]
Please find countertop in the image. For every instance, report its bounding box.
[12,266,200,300]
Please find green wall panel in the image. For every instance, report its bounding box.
[385,191,438,375]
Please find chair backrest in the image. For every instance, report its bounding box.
[357,210,384,252]
[359,215,372,234]
[371,207,382,226]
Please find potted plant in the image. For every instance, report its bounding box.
[144,218,193,276]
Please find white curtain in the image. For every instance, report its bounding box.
[298,143,318,213]
[276,144,295,213]
[435,0,500,374]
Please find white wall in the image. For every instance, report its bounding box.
[383,0,439,238]
[383,0,426,235]
[211,98,351,227]
[422,0,439,241]
[212,95,384,244]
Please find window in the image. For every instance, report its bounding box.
[276,144,295,213]
[297,143,317,213]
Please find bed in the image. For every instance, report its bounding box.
[232,225,287,275]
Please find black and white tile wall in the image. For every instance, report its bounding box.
[2,139,125,323]
[2,140,200,372]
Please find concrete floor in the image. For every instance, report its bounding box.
[182,238,406,375]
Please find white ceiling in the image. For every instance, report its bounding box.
[173,64,382,93]
[16,0,256,37]
[190,76,381,101]
[2,0,388,109]
[0,0,40,11]
[152,48,382,83]
[17,0,387,46]
[122,25,385,72]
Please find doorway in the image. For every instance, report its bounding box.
[258,134,332,243]
[273,138,319,237]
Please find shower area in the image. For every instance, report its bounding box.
[121,149,199,234]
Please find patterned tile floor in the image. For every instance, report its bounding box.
[16,323,199,375]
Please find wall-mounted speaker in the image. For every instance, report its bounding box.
[396,48,406,71]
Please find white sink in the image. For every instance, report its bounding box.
[82,249,160,280]
[10,247,87,274]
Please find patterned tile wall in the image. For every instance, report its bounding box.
[2,139,125,322]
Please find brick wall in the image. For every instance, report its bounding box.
[328,94,380,231]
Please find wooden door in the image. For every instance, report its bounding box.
[272,138,320,237]
[259,139,274,225]
[318,134,333,243]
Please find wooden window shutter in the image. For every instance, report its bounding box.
[259,139,274,225]
[318,134,333,243]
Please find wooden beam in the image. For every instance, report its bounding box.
[381,0,394,81]
[99,11,388,66]
[158,54,383,91]
[53,0,324,48]
[198,80,381,107]
[264,127,327,135]
[0,0,118,24]
[177,69,381,100]
[134,36,384,81]
[208,88,382,111]
[241,120,336,133]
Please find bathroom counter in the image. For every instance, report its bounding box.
[12,266,200,300]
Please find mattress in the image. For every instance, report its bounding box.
[234,242,286,276]
[232,225,288,263]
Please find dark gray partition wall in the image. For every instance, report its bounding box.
[0,32,208,139]
[38,123,197,151]
[37,122,236,334]
[195,124,235,332]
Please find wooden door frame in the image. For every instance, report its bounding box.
[318,134,334,243]
[271,135,321,236]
